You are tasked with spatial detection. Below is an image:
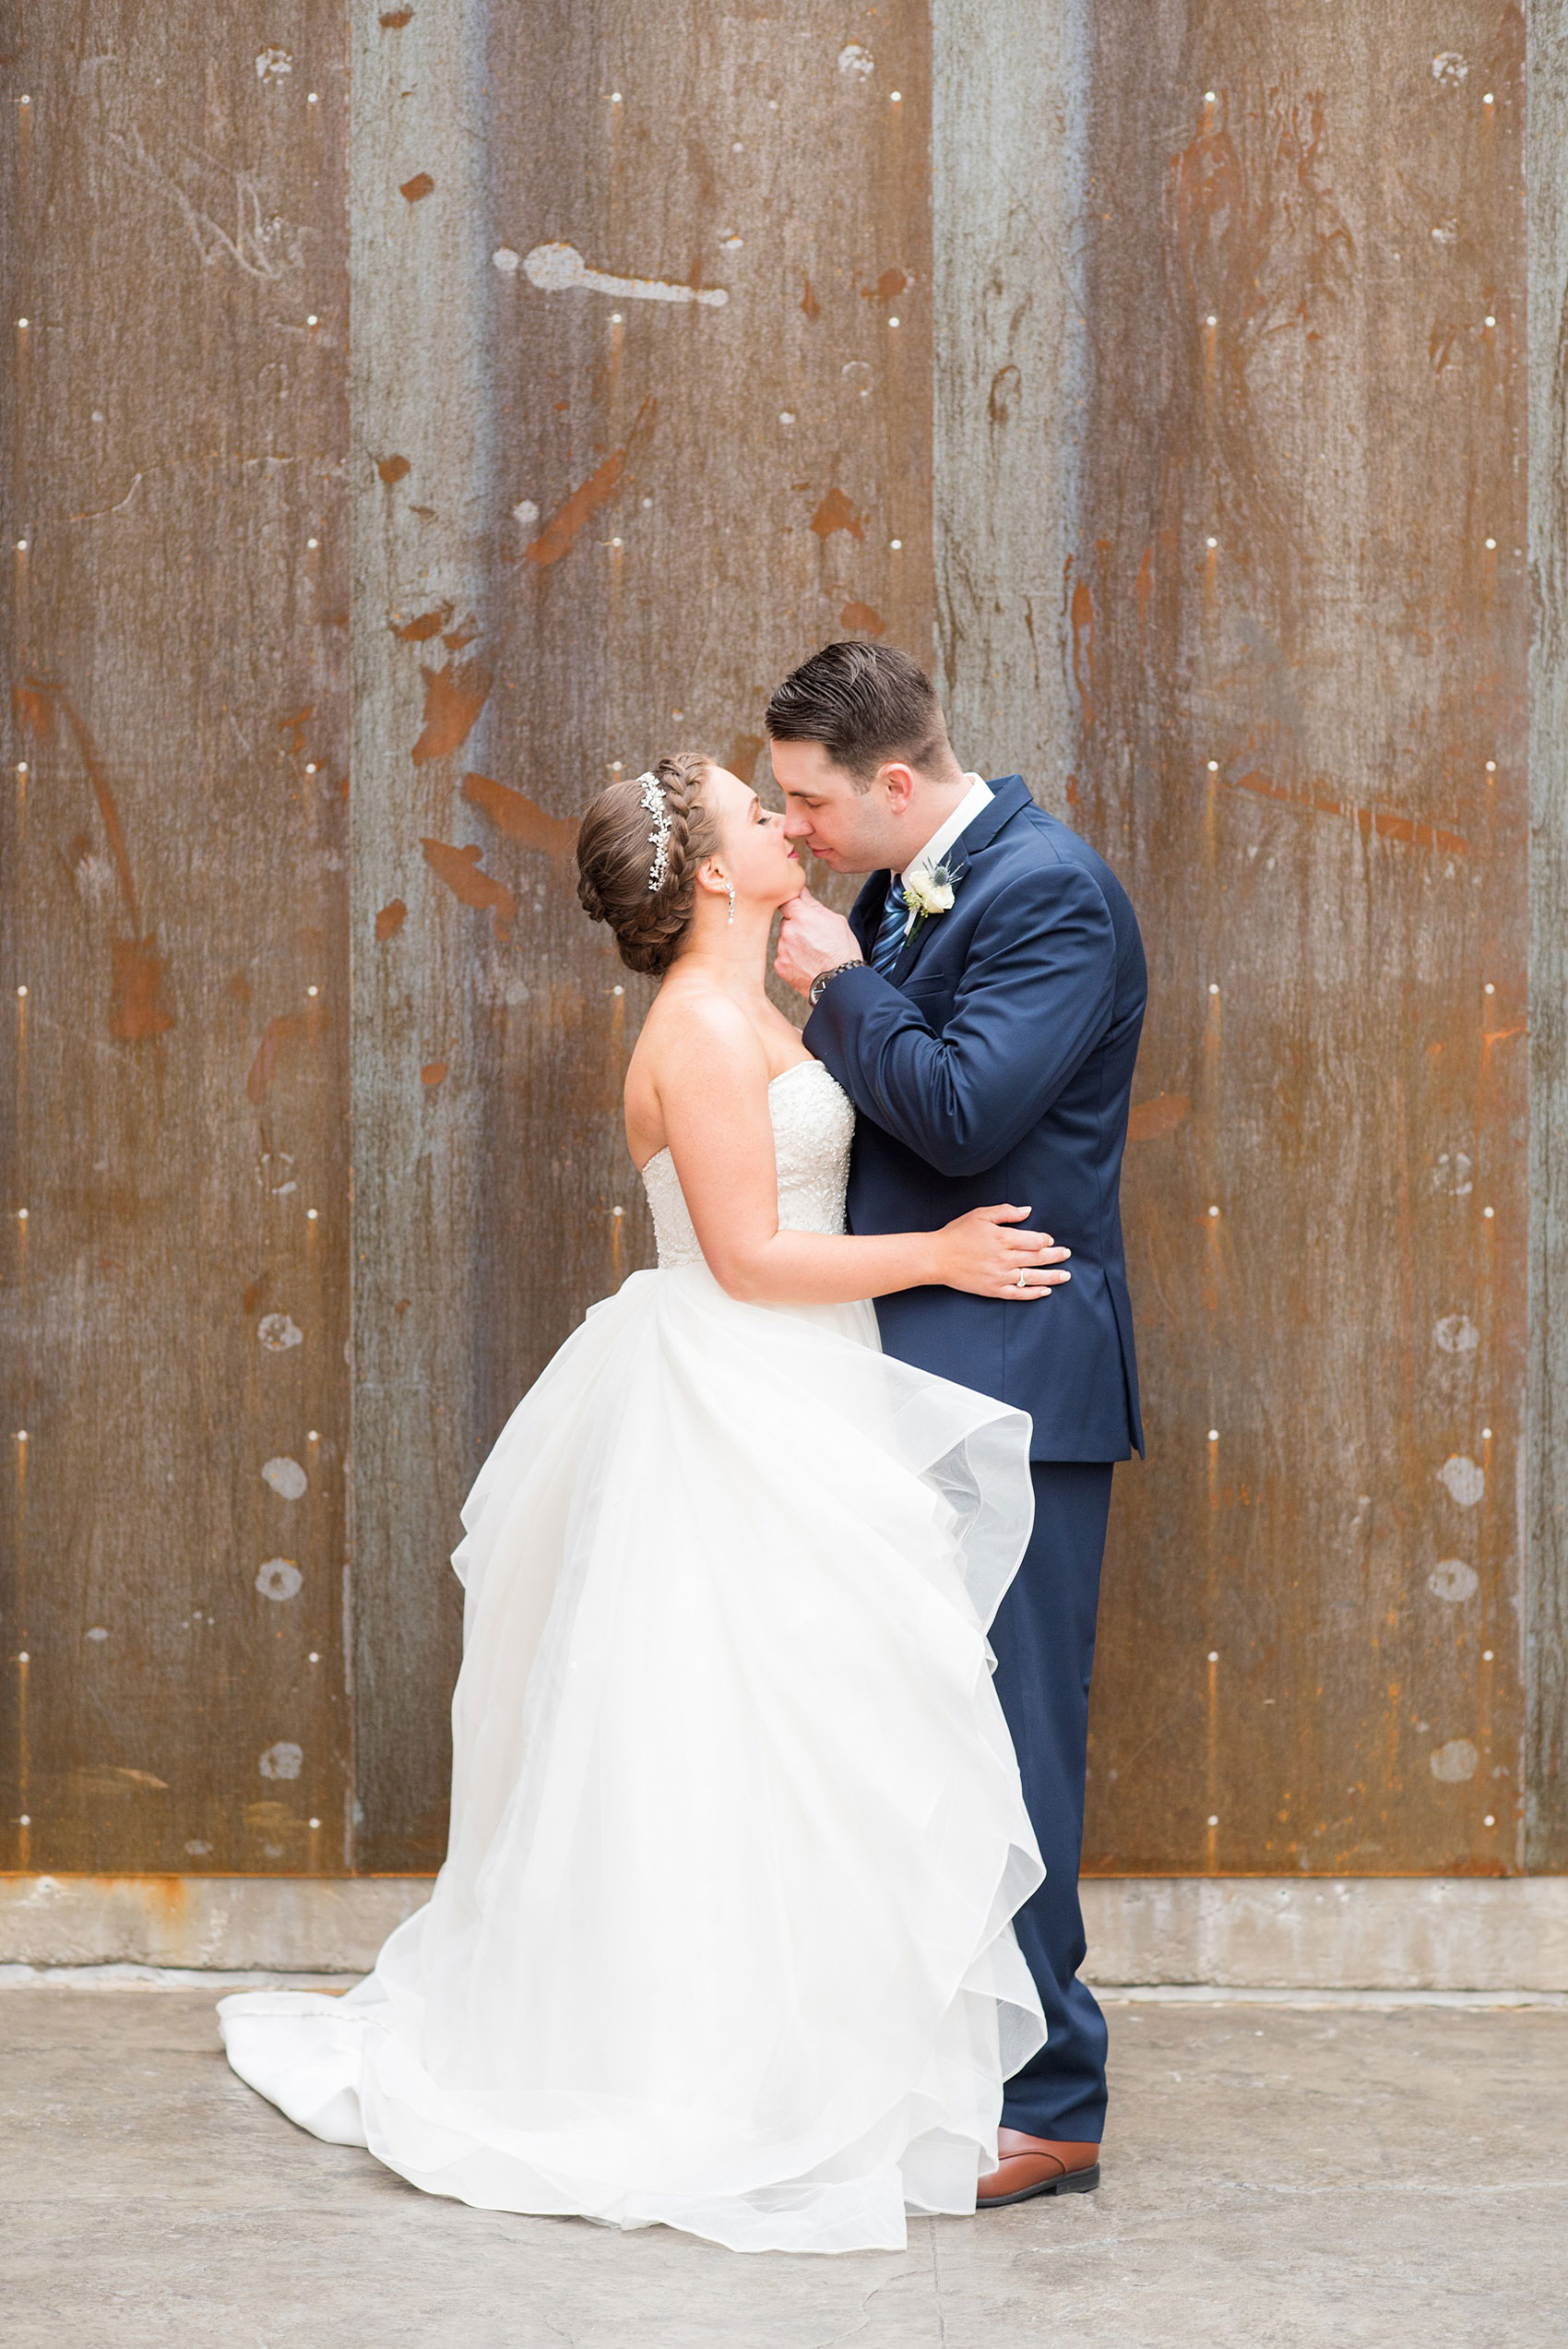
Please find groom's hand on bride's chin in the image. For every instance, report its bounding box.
[775,888,862,998]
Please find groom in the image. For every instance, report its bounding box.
[769,641,1146,2204]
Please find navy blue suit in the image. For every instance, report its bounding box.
[805,775,1146,2143]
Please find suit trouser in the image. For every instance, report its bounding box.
[989,1459,1115,2144]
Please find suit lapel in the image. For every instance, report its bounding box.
[849,872,888,960]
[885,776,1034,985]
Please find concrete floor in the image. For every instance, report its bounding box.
[3,1986,1565,2347]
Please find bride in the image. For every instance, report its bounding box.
[220,752,1074,2255]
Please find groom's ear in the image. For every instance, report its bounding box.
[877,760,918,814]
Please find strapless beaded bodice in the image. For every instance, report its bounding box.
[640,1058,855,1270]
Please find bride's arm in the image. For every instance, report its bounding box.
[651,1003,1069,1308]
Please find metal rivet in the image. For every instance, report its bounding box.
[890,90,902,102]
[612,1206,624,1219]
[610,760,623,772]
[779,411,796,424]
[1208,982,1220,995]
[309,1651,320,1662]
[1207,1205,1219,1219]
[18,1652,29,1663]
[306,536,318,548]
[16,317,28,329]
[15,1432,26,1443]
[611,90,622,103]
[16,539,27,552]
[1484,1814,1495,1826]
[1486,760,1497,772]
[304,762,317,774]
[1483,1649,1494,1661]
[731,140,743,153]
[1207,1814,1219,1826]
[1484,1207,1495,1219]
[1483,91,1494,103]
[16,763,27,776]
[1206,759,1219,773]
[17,1207,28,1222]
[890,537,902,550]
[308,91,319,103]
[18,1815,29,1826]
[612,984,624,996]
[1206,313,1218,326]
[307,1430,319,1442]
[306,984,320,996]
[1207,1428,1219,1442]
[1481,1426,1492,1439]
[309,1817,321,1829]
[1484,982,1495,994]
[1206,534,1218,548]
[16,984,26,997]
[1207,1650,1219,1662]
[610,536,624,548]
[1205,89,1216,101]
[307,1208,319,1221]
[610,311,623,323]
[1484,535,1496,548]
[1484,317,1495,329]
[888,316,900,328]
[307,314,318,327]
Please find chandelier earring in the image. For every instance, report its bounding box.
[725,878,736,925]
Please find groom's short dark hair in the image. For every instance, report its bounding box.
[765,641,947,788]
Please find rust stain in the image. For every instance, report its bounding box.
[278,703,315,757]
[865,268,908,300]
[379,6,412,21]
[110,936,175,1042]
[226,972,251,1003]
[375,453,411,484]
[442,623,482,652]
[461,771,577,860]
[23,678,178,1038]
[410,658,493,764]
[725,734,765,785]
[1070,578,1096,727]
[523,399,656,569]
[1127,1091,1191,1143]
[800,276,821,319]
[421,838,516,940]
[811,486,864,542]
[242,1277,268,1316]
[1232,769,1468,857]
[421,1061,448,1087]
[246,1000,327,1105]
[838,600,885,637]
[374,900,408,942]
[12,684,54,742]
[399,172,434,204]
[389,602,452,642]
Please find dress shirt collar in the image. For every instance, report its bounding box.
[897,772,992,886]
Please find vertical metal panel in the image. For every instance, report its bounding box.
[1,6,350,1870]
[1065,7,1530,1873]
[348,0,935,1867]
[347,0,500,1870]
[932,0,1086,796]
[1526,0,1568,1866]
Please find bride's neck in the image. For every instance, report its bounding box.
[671,897,778,995]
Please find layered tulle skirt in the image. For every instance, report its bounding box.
[220,1263,1044,2253]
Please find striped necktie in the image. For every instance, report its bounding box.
[870,876,908,978]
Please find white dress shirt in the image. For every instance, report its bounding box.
[896,772,992,930]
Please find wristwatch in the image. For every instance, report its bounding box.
[809,959,866,1008]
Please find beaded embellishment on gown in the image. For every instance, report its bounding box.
[220,1058,1044,2255]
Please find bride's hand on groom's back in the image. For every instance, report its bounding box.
[934,1205,1071,1301]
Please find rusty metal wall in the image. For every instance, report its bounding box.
[6,1,1564,1885]
[347,1,935,1866]
[2,6,351,1871]
[1062,8,1532,1874]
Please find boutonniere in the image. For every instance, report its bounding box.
[901,859,963,945]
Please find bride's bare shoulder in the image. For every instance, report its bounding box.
[624,985,771,1165]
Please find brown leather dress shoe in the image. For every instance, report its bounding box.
[976,2128,1100,2206]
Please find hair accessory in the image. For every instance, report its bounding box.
[636,769,672,891]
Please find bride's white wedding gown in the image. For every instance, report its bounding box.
[220,1059,1045,2254]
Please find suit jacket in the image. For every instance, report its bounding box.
[803,775,1146,1462]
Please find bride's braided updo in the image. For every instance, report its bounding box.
[576,751,721,976]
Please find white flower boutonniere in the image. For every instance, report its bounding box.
[900,859,961,944]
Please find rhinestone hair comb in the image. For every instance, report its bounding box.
[637,769,672,891]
